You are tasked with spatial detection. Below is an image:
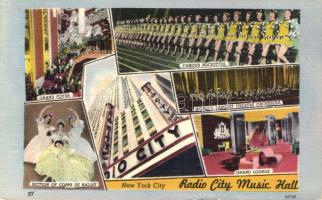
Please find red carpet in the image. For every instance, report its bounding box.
[203,149,238,175]
[250,130,269,146]
[269,140,298,173]
[204,140,298,175]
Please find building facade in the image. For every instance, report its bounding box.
[88,75,203,179]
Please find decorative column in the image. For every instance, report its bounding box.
[266,115,277,145]
[288,112,299,144]
[230,112,246,154]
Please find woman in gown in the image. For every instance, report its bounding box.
[24,105,55,164]
[67,108,97,163]
[35,140,94,182]
[50,120,69,145]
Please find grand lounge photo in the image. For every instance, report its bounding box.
[193,107,299,175]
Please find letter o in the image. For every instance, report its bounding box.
[118,160,127,173]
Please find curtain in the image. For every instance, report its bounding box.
[173,65,299,94]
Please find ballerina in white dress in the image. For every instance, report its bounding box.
[66,108,97,163]
[24,105,55,164]
[50,120,69,145]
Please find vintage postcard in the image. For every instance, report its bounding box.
[21,7,300,193]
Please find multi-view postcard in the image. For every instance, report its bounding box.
[24,8,300,192]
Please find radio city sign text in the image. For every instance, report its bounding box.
[105,119,194,178]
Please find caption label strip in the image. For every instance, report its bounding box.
[106,174,298,191]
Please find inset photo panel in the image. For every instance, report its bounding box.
[83,61,205,179]
[111,8,300,74]
[25,8,115,102]
[193,107,299,176]
[24,100,105,189]
[172,64,299,114]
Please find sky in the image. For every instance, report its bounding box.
[83,55,118,109]
[83,56,172,111]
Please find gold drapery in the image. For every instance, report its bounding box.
[173,65,299,94]
[25,10,35,82]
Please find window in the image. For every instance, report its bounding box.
[139,103,145,110]
[113,143,118,153]
[121,116,126,124]
[135,126,142,137]
[122,136,128,147]
[133,116,139,125]
[113,132,118,141]
[121,112,126,123]
[141,109,149,118]
[122,124,127,135]
[145,117,154,130]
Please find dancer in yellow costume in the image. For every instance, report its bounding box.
[203,15,219,62]
[144,19,153,49]
[235,11,251,65]
[194,15,210,61]
[147,19,158,51]
[156,18,166,52]
[179,16,191,57]
[247,10,264,65]
[165,16,177,55]
[150,19,162,51]
[260,10,279,64]
[171,16,183,56]
[186,15,201,59]
[214,12,229,62]
[225,11,242,62]
[138,18,148,49]
[160,17,172,54]
[274,9,296,63]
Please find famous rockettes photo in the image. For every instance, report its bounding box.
[112,9,300,73]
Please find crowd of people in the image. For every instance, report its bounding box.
[114,9,300,65]
[26,56,82,101]
[186,86,297,104]
[25,8,112,101]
